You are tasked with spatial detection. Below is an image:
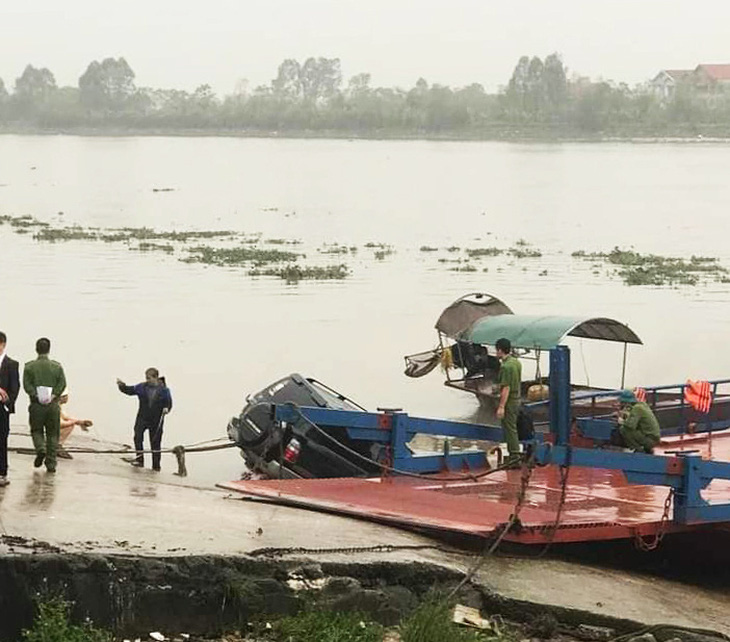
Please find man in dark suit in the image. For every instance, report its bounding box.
[0,331,21,486]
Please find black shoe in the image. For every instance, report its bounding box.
[636,446,655,455]
[46,468,56,474]
[34,453,45,468]
[152,466,161,472]
[130,460,144,468]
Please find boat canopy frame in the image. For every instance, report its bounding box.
[458,314,643,350]
[435,292,513,339]
[414,294,644,390]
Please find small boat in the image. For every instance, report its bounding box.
[404,292,646,421]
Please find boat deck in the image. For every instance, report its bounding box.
[219,429,730,544]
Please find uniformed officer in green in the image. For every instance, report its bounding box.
[616,389,661,453]
[496,337,522,466]
[23,337,67,473]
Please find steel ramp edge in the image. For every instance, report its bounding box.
[217,474,693,545]
[220,431,730,544]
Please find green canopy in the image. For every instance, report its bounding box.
[459,315,642,349]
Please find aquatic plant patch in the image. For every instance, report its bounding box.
[374,247,395,260]
[508,246,542,258]
[133,242,175,253]
[251,264,350,282]
[266,237,302,245]
[112,227,238,242]
[0,212,351,284]
[33,226,99,242]
[465,247,504,258]
[0,214,49,228]
[183,245,301,267]
[0,214,240,244]
[318,243,351,254]
[572,247,729,286]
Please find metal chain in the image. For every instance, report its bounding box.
[248,543,460,558]
[447,452,536,599]
[634,487,674,552]
[536,446,572,557]
[249,445,539,567]
[510,453,536,531]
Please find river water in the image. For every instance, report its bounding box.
[2,135,730,484]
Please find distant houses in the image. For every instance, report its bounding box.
[651,64,730,102]
[651,69,693,101]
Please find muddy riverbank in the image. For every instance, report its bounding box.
[0,549,709,642]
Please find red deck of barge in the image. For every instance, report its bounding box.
[219,430,730,544]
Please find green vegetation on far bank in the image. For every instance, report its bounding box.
[3,53,730,141]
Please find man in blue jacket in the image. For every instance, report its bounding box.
[116,368,172,471]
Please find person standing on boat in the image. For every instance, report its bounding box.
[495,338,522,466]
[116,368,172,471]
[615,389,660,454]
[23,337,67,473]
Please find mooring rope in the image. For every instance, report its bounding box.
[7,437,238,477]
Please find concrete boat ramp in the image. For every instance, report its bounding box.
[0,435,729,636]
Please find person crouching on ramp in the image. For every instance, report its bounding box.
[116,368,172,471]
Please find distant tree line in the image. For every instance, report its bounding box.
[1,54,729,137]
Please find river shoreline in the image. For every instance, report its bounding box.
[2,124,730,144]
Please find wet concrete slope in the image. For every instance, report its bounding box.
[0,437,728,638]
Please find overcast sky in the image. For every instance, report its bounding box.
[3,1,730,95]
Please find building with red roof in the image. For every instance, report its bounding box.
[651,64,730,102]
[694,64,730,87]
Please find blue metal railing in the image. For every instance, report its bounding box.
[527,378,730,439]
[271,402,730,525]
[534,444,730,525]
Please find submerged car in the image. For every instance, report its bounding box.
[227,373,386,479]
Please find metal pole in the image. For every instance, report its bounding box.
[620,342,628,389]
[549,346,571,445]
